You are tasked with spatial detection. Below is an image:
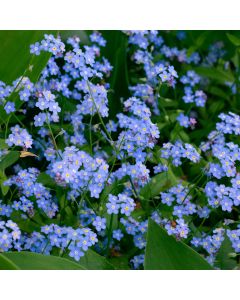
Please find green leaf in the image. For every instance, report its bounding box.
[215,235,237,270]
[0,31,55,84]
[140,168,177,201]
[78,249,115,270]
[0,252,86,270]
[0,139,7,150]
[187,31,210,55]
[108,256,131,270]
[171,128,190,143]
[0,151,19,171]
[226,33,240,47]
[209,86,230,100]
[195,66,234,83]
[144,219,213,270]
[101,31,130,118]
[0,254,19,270]
[160,97,178,108]
[0,170,9,195]
[11,211,42,233]
[0,31,55,125]
[37,172,56,188]
[209,101,225,115]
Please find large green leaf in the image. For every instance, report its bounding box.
[215,235,237,270]
[78,249,115,270]
[0,254,19,269]
[0,31,55,84]
[101,31,130,118]
[0,252,86,270]
[144,219,213,270]
[0,31,55,126]
[0,151,19,171]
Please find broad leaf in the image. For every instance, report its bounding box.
[0,252,86,270]
[0,151,19,171]
[102,31,130,118]
[0,31,55,84]
[144,219,213,270]
[0,254,19,270]
[0,31,55,126]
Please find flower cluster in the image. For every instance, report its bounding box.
[204,42,225,66]
[151,212,190,239]
[177,113,197,129]
[0,80,12,102]
[227,229,240,253]
[0,220,21,252]
[34,90,61,126]
[131,254,145,269]
[106,194,136,216]
[0,201,12,217]
[205,178,240,212]
[30,34,65,56]
[116,97,159,161]
[129,84,154,105]
[110,162,150,190]
[25,224,98,261]
[5,168,58,218]
[191,229,225,264]
[120,217,148,249]
[153,163,168,174]
[182,87,207,107]
[6,125,33,149]
[161,45,200,64]
[180,71,207,107]
[161,141,200,166]
[216,112,240,135]
[51,146,109,198]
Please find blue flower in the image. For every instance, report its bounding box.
[93,216,106,232]
[4,102,15,114]
[112,229,124,241]
[177,113,190,128]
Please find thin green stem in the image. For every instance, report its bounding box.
[86,80,117,152]
[46,116,62,159]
